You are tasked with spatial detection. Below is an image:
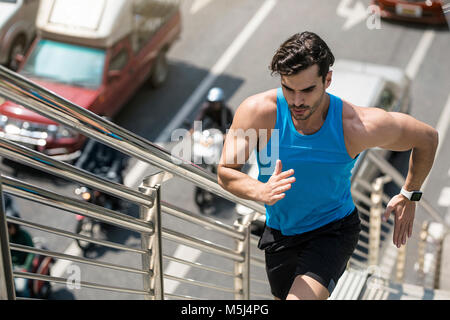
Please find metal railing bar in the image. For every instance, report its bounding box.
[250,292,273,299]
[15,297,42,300]
[353,177,374,193]
[353,247,369,258]
[365,150,447,227]
[0,66,266,217]
[2,176,153,234]
[250,235,259,247]
[13,271,149,295]
[250,277,267,285]
[350,150,369,184]
[355,204,370,216]
[360,230,370,239]
[354,179,391,206]
[163,274,237,293]
[352,189,372,208]
[163,254,235,277]
[9,243,150,276]
[250,256,265,268]
[357,240,369,250]
[161,202,245,241]
[6,216,147,255]
[359,218,370,228]
[164,293,203,300]
[162,228,244,262]
[0,139,153,208]
[348,258,367,269]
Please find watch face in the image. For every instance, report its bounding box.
[411,192,422,201]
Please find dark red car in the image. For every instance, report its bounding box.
[372,0,448,25]
[0,0,181,161]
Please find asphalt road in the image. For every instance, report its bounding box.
[2,0,449,300]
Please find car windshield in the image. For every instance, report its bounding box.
[21,39,106,88]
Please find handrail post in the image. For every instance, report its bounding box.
[0,177,16,300]
[234,213,252,300]
[368,176,390,267]
[395,243,407,283]
[417,220,429,285]
[139,172,170,300]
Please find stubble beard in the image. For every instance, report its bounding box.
[289,94,322,121]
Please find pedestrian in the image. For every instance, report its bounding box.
[217,31,438,300]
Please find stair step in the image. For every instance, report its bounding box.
[361,277,450,300]
[329,268,368,300]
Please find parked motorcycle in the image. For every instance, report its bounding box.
[73,139,127,253]
[74,184,122,252]
[5,195,54,299]
[191,117,224,215]
[14,238,54,299]
[29,237,54,299]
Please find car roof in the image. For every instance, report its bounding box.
[327,59,407,107]
[37,0,133,48]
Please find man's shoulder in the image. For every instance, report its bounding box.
[341,99,396,156]
[234,89,277,130]
[342,100,389,128]
[238,89,277,118]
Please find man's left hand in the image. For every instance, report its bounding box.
[383,194,416,248]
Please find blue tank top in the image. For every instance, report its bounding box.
[256,88,357,235]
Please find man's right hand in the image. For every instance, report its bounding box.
[259,159,295,205]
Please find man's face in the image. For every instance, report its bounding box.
[281,64,332,121]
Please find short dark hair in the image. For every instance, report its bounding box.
[270,31,335,82]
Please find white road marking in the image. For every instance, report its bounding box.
[190,0,213,14]
[405,29,435,80]
[438,187,450,207]
[422,93,450,189]
[434,93,450,158]
[50,241,82,278]
[336,0,368,30]
[125,0,277,188]
[163,245,202,294]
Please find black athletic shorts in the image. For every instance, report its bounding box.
[257,207,361,299]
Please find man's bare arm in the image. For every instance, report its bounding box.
[351,107,438,190]
[217,95,266,202]
[348,106,438,248]
[217,92,295,205]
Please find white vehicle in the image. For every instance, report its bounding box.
[237,59,411,234]
[0,0,40,70]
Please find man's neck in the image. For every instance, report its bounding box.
[292,92,330,135]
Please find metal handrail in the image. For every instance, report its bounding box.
[0,65,268,300]
[0,65,265,217]
[365,150,447,228]
[348,150,447,287]
[2,175,153,233]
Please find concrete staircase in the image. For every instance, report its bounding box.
[329,268,450,300]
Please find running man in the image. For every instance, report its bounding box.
[217,31,438,300]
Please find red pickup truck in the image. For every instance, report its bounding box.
[0,0,181,161]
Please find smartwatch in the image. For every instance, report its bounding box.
[400,187,423,201]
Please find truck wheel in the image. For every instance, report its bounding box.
[149,50,169,88]
[8,35,26,71]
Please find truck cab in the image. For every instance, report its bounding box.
[0,0,181,161]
